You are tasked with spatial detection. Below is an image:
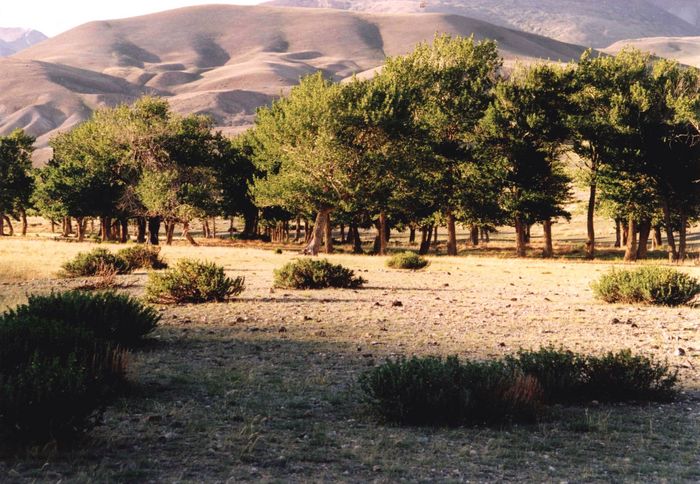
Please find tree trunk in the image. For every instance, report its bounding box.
[524,224,532,244]
[585,177,597,259]
[678,211,688,261]
[66,216,74,235]
[165,221,175,245]
[75,217,85,242]
[614,219,622,248]
[3,215,14,236]
[295,217,302,242]
[120,219,129,243]
[324,213,333,254]
[622,220,628,247]
[50,219,56,233]
[20,209,27,236]
[378,211,388,256]
[183,221,198,246]
[432,226,438,247]
[514,218,527,258]
[624,216,638,262]
[100,217,111,242]
[542,220,554,258]
[653,226,663,250]
[409,226,416,244]
[212,218,217,239]
[0,213,4,236]
[339,224,345,244]
[661,200,678,261]
[470,225,479,247]
[243,208,258,236]
[446,209,457,256]
[636,219,651,260]
[148,216,161,245]
[303,209,330,256]
[352,225,363,254]
[136,217,147,243]
[419,225,431,255]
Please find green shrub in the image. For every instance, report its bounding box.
[273,259,365,289]
[146,259,245,304]
[0,316,128,445]
[3,291,160,347]
[117,245,168,272]
[61,248,130,277]
[386,252,429,270]
[510,347,678,404]
[592,266,700,306]
[359,356,541,426]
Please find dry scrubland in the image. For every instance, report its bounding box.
[0,235,699,481]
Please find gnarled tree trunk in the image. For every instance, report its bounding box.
[183,221,198,246]
[303,209,330,256]
[514,218,527,258]
[661,200,678,261]
[148,216,161,245]
[542,220,554,258]
[20,209,27,236]
[624,216,638,262]
[636,219,651,260]
[470,225,479,247]
[324,213,333,254]
[446,209,457,256]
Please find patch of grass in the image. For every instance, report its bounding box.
[146,259,245,304]
[386,252,429,270]
[274,259,365,289]
[3,291,161,347]
[592,266,700,306]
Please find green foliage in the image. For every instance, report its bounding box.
[0,315,127,445]
[146,259,245,304]
[508,347,678,403]
[361,348,678,426]
[386,251,429,270]
[0,129,35,218]
[592,266,700,306]
[117,245,168,272]
[5,291,160,347]
[359,356,542,426]
[61,248,131,277]
[273,259,365,289]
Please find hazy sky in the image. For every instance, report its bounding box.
[2,1,266,36]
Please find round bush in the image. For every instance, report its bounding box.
[117,245,168,272]
[386,252,429,270]
[4,291,161,347]
[146,259,245,304]
[592,266,700,306]
[0,316,128,445]
[273,259,366,289]
[61,248,130,277]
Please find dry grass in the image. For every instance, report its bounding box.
[0,239,698,481]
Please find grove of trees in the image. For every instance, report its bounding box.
[2,35,700,261]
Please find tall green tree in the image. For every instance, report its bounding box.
[0,129,35,236]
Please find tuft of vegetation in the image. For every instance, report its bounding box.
[61,248,130,277]
[386,252,429,270]
[117,245,168,272]
[146,259,245,304]
[592,266,700,306]
[361,348,678,426]
[0,315,128,445]
[4,291,160,347]
[359,356,541,426]
[273,259,366,289]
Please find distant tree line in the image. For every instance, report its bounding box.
[1,35,699,261]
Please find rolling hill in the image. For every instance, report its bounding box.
[263,0,700,48]
[605,36,700,68]
[0,28,47,56]
[1,4,590,162]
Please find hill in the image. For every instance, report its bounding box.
[2,5,589,162]
[605,36,700,68]
[0,28,47,56]
[263,0,700,48]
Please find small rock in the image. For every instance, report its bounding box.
[372,465,382,472]
[279,326,287,333]
[304,315,313,321]
[498,342,506,348]
[675,347,686,356]
[392,300,403,307]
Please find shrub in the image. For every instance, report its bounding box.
[117,245,168,272]
[61,248,130,277]
[146,259,245,304]
[386,252,429,270]
[4,291,160,347]
[273,259,366,289]
[359,356,541,426]
[592,266,700,306]
[0,316,128,445]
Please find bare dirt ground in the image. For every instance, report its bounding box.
[0,237,699,482]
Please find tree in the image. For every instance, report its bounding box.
[0,129,35,236]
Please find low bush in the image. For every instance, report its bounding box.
[273,259,365,289]
[0,315,128,445]
[61,248,130,277]
[146,259,245,304]
[592,266,700,306]
[4,291,160,347]
[117,245,168,272]
[386,252,429,270]
[359,356,542,426]
[361,348,678,426]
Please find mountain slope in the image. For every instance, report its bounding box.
[264,0,700,48]
[605,36,700,68]
[0,28,48,56]
[3,5,589,162]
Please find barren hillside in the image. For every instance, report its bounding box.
[264,0,700,48]
[605,36,700,68]
[0,28,47,56]
[1,5,589,162]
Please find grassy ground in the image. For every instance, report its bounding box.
[0,238,699,482]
